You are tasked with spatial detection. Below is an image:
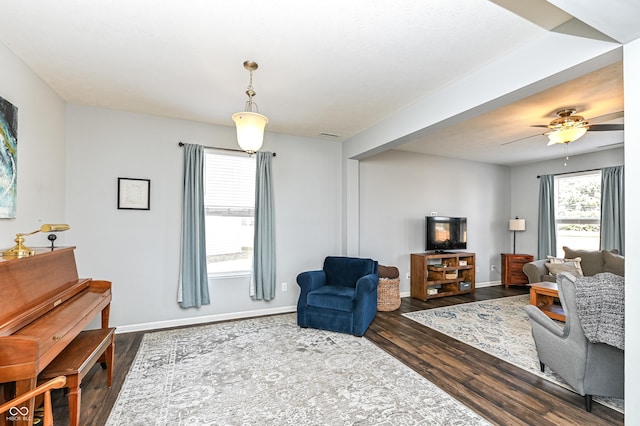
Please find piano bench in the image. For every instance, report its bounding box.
[39,327,115,426]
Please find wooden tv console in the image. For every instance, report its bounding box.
[410,252,476,301]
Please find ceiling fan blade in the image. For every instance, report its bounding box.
[598,142,624,149]
[500,133,544,146]
[588,124,624,131]
[589,110,624,124]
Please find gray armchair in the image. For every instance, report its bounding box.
[524,272,624,411]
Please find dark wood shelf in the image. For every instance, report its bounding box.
[411,252,476,301]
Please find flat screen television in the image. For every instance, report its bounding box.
[426,216,467,251]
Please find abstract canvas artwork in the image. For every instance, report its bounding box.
[0,96,18,219]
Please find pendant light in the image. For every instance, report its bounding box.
[232,61,268,154]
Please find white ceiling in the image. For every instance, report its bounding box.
[0,0,635,165]
[394,61,625,165]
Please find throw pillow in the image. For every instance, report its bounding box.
[603,250,625,277]
[562,246,618,276]
[546,256,584,276]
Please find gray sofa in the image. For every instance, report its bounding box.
[522,246,624,283]
[525,272,624,411]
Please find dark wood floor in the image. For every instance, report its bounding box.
[48,286,623,425]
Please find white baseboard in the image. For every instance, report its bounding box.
[117,282,504,334]
[476,280,502,288]
[115,305,297,334]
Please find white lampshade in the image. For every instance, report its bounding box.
[232,111,268,154]
[509,218,526,232]
[547,126,588,145]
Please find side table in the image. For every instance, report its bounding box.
[529,281,565,321]
[501,253,533,287]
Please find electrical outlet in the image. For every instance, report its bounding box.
[491,265,496,271]
[406,272,411,280]
[281,282,288,291]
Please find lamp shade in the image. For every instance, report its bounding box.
[547,126,587,145]
[40,224,70,232]
[509,218,526,232]
[232,111,268,154]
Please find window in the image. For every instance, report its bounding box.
[204,151,256,275]
[554,171,601,256]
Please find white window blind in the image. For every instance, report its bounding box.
[204,151,256,275]
[204,152,256,214]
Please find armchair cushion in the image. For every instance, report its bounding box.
[323,256,378,287]
[307,286,356,312]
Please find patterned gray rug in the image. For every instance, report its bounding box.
[403,295,624,413]
[106,313,490,425]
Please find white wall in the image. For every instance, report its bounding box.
[509,148,624,259]
[65,105,342,330]
[623,37,640,420]
[359,149,511,291]
[0,42,67,244]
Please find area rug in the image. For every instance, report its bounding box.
[403,295,624,413]
[106,314,491,425]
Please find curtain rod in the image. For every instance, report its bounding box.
[178,142,276,156]
[537,168,601,179]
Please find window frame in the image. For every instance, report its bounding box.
[203,150,256,278]
[553,170,602,256]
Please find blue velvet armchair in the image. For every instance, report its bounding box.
[296,256,379,336]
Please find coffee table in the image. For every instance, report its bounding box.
[528,281,565,322]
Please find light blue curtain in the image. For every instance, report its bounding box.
[600,165,624,255]
[538,174,556,260]
[252,152,275,301]
[178,143,210,308]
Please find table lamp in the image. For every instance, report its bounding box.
[2,224,70,258]
[509,217,526,254]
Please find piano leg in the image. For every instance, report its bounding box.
[100,303,112,372]
[97,282,112,330]
[13,378,36,426]
[67,375,81,426]
[106,334,115,387]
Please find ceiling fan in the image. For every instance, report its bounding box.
[500,108,624,147]
[532,108,624,146]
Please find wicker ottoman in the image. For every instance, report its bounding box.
[377,277,401,311]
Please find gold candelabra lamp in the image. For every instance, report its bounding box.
[2,224,70,258]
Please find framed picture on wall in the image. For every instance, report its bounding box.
[0,96,18,218]
[118,177,150,210]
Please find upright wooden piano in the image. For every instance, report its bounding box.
[0,247,111,426]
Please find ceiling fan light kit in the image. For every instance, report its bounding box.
[546,109,589,145]
[547,126,588,145]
